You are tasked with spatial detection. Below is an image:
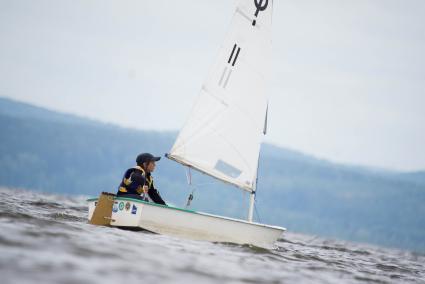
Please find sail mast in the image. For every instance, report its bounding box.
[167,0,273,220]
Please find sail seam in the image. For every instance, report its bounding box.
[236,7,253,24]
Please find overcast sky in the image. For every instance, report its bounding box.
[1,0,424,171]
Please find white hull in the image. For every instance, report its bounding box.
[87,197,285,248]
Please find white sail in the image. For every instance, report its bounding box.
[168,0,273,192]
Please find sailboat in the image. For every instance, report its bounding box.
[87,0,286,247]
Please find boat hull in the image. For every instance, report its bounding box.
[87,197,285,248]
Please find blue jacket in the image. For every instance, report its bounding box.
[116,166,166,205]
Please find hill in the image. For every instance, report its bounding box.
[0,97,424,252]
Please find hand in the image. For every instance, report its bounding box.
[142,185,149,194]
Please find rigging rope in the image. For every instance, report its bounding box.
[254,196,262,223]
[185,167,196,208]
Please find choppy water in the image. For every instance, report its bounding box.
[0,188,424,284]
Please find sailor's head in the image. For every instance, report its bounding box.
[136,153,161,173]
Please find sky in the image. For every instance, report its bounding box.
[0,0,424,171]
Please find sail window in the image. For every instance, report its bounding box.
[214,160,242,178]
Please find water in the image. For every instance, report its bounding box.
[0,188,424,284]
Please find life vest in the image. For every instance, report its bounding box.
[118,166,153,195]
